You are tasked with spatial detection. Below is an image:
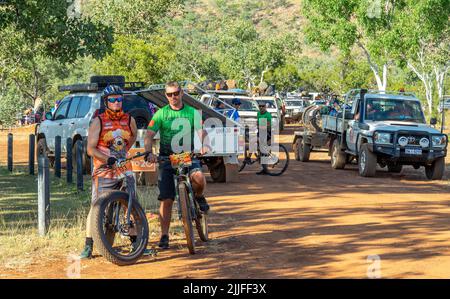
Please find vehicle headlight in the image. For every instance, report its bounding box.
[419,137,430,148]
[374,132,392,144]
[432,135,447,148]
[398,136,408,147]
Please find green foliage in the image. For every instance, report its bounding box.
[0,0,114,63]
[83,0,184,38]
[94,33,178,84]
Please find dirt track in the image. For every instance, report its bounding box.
[2,124,450,278]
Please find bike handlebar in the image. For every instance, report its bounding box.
[94,151,204,176]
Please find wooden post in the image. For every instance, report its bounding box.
[38,156,50,236]
[7,133,13,172]
[29,134,35,175]
[66,138,73,184]
[76,140,83,191]
[54,136,61,178]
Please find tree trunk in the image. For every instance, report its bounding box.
[407,61,434,115]
[357,41,387,91]
[434,65,449,102]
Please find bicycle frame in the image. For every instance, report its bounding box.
[172,165,198,222]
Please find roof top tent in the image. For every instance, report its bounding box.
[142,82,242,127]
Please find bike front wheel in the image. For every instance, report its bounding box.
[194,212,209,242]
[178,183,196,254]
[91,191,149,266]
[263,144,290,176]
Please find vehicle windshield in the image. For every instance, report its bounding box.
[285,101,303,107]
[223,98,259,111]
[365,98,425,123]
[255,100,277,109]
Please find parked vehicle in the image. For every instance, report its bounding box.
[199,90,259,141]
[284,98,309,123]
[36,76,151,174]
[293,89,447,179]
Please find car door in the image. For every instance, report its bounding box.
[46,96,72,150]
[346,97,360,153]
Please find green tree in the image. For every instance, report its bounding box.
[0,0,113,63]
[83,0,184,38]
[94,32,178,84]
[302,0,408,91]
[392,0,450,114]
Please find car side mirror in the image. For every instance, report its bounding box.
[45,112,53,120]
[430,117,437,125]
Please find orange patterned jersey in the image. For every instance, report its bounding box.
[93,112,134,179]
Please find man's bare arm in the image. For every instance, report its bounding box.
[144,130,157,153]
[87,118,109,163]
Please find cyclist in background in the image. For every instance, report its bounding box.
[256,102,272,175]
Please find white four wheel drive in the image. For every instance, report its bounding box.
[294,89,448,180]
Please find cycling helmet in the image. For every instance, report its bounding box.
[102,85,123,100]
[102,85,124,112]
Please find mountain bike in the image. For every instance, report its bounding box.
[90,151,151,266]
[161,152,209,254]
[238,140,290,176]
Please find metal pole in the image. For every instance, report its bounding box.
[38,156,50,236]
[7,133,13,172]
[66,138,73,184]
[54,136,61,178]
[76,140,83,191]
[29,134,35,175]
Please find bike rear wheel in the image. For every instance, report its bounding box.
[91,191,149,266]
[264,144,290,176]
[178,183,196,254]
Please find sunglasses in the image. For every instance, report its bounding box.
[107,97,123,103]
[166,90,181,98]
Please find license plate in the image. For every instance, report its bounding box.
[405,148,422,155]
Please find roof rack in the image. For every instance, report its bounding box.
[58,81,147,93]
[345,88,417,98]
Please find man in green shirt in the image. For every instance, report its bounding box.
[144,81,210,250]
[256,103,272,175]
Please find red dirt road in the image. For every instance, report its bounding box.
[2,125,450,278]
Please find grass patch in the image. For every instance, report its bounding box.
[0,166,183,271]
